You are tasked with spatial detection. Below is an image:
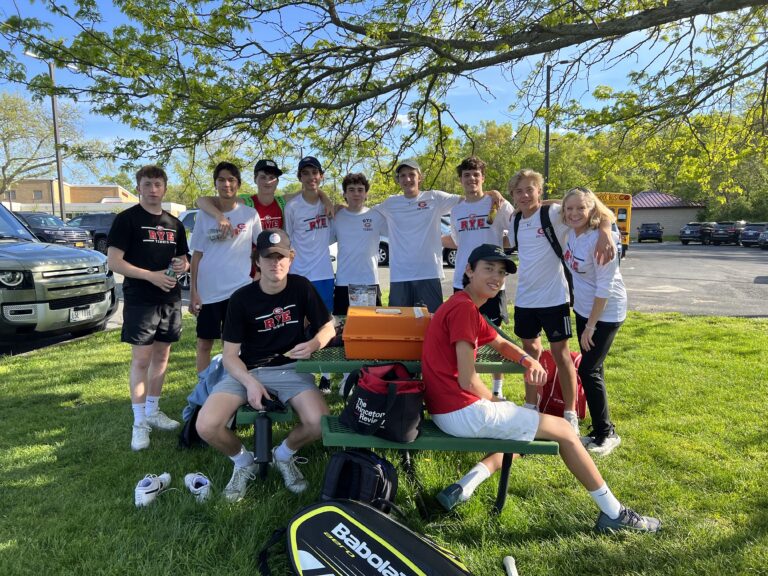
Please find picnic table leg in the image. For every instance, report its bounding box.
[493,453,513,514]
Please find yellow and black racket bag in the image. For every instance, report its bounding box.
[258,499,474,575]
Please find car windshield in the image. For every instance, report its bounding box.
[0,207,37,240]
[744,224,765,231]
[24,214,66,227]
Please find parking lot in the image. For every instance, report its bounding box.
[5,242,766,356]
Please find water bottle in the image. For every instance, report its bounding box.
[164,257,179,278]
[253,411,272,464]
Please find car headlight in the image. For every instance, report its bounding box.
[0,271,25,287]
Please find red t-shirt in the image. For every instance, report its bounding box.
[251,195,284,230]
[421,291,498,414]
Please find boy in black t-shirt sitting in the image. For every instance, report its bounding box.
[196,229,335,501]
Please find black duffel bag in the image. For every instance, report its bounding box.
[340,362,424,443]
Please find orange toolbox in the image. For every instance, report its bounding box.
[343,306,432,360]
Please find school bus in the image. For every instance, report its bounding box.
[596,193,632,253]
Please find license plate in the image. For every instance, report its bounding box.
[70,307,93,322]
[74,242,84,247]
[684,231,691,235]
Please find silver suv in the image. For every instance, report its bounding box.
[0,203,117,342]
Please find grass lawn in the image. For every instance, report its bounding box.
[1,311,767,575]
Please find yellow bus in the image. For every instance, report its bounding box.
[596,193,632,253]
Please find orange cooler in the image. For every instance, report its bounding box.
[343,306,432,360]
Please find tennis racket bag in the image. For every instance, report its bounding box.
[258,499,474,575]
[537,350,586,419]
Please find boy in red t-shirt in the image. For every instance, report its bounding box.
[422,244,660,534]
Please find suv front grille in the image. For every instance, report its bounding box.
[49,292,106,310]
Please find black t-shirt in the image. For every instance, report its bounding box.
[107,204,189,305]
[223,274,332,368]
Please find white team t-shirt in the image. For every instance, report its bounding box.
[564,228,627,322]
[374,190,461,282]
[513,203,571,308]
[284,194,334,281]
[330,207,388,286]
[450,196,514,289]
[189,204,262,304]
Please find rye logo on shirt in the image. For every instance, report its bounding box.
[536,227,546,237]
[263,216,280,229]
[459,214,488,231]
[262,306,293,330]
[307,215,329,230]
[416,200,429,211]
[147,226,176,243]
[362,218,373,231]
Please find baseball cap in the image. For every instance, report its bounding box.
[253,159,283,178]
[256,229,292,258]
[297,156,323,173]
[467,244,517,274]
[395,159,421,174]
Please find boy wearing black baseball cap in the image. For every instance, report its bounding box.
[420,244,661,534]
[196,228,335,500]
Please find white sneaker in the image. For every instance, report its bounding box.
[131,423,151,451]
[145,410,180,431]
[223,463,258,502]
[271,446,308,494]
[587,433,622,456]
[563,411,580,436]
[184,472,212,502]
[134,473,171,507]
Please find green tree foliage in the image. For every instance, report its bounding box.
[0,91,105,193]
[1,0,766,169]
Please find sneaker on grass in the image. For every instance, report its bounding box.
[318,376,332,395]
[134,473,171,507]
[271,446,308,494]
[223,463,258,503]
[131,423,151,451]
[595,506,661,534]
[563,411,580,436]
[145,410,180,431]
[184,472,212,502]
[436,483,469,511]
[586,432,622,456]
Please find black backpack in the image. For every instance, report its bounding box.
[514,203,574,306]
[320,448,398,512]
[258,499,475,576]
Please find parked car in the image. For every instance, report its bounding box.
[637,222,663,243]
[711,220,747,245]
[758,230,768,250]
[179,209,198,236]
[66,212,118,254]
[739,223,768,247]
[15,211,93,249]
[0,203,117,343]
[679,221,716,245]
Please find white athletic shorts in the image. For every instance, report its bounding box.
[432,399,540,442]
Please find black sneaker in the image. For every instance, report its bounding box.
[318,376,332,395]
[595,506,661,534]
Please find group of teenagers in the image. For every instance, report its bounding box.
[106,155,661,534]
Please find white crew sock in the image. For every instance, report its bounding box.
[230,445,255,468]
[492,379,503,395]
[523,402,538,411]
[589,483,622,519]
[274,440,297,462]
[457,463,492,499]
[132,403,146,426]
[145,395,160,416]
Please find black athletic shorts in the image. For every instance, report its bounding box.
[513,303,572,342]
[196,298,230,340]
[121,301,182,345]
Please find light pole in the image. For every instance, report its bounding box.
[25,51,67,220]
[543,60,572,199]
